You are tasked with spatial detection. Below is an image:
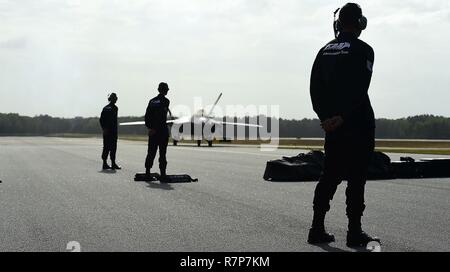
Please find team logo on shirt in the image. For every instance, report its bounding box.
[324,42,351,51]
[323,42,351,56]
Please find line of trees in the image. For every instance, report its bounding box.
[279,115,450,139]
[1,113,450,139]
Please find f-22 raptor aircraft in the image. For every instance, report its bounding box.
[120,93,262,147]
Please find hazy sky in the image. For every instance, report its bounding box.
[0,0,449,119]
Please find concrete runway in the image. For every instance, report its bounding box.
[0,137,449,252]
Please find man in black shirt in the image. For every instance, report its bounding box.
[100,92,121,170]
[308,3,380,247]
[145,82,171,179]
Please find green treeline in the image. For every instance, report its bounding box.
[0,113,449,139]
[279,115,450,139]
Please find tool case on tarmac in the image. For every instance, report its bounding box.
[134,173,198,183]
[135,173,160,182]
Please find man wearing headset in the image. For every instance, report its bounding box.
[100,92,121,170]
[308,3,380,247]
[145,82,171,180]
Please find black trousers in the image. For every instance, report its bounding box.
[313,128,375,218]
[145,134,169,171]
[102,133,118,162]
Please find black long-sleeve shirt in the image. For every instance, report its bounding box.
[310,32,375,131]
[99,103,118,135]
[145,94,170,136]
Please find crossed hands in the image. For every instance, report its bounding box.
[148,128,157,137]
[321,116,344,133]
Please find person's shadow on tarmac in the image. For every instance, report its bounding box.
[98,169,117,174]
[135,179,174,191]
[314,243,372,252]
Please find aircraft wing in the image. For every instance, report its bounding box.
[120,116,191,126]
[120,121,146,126]
[212,120,262,128]
[167,116,191,125]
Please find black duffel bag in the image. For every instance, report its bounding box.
[264,151,392,182]
[391,157,450,178]
[367,151,392,180]
[263,151,324,182]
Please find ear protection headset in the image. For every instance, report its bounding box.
[158,82,169,92]
[108,92,117,102]
[333,3,367,38]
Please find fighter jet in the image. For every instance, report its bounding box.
[120,93,262,147]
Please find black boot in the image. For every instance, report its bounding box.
[346,230,381,248]
[346,216,381,247]
[102,161,111,170]
[159,169,168,183]
[308,228,335,244]
[308,211,335,244]
[111,162,122,170]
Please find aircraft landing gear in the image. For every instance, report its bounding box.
[197,140,201,147]
[208,141,213,147]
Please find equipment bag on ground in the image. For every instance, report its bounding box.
[264,151,392,182]
[135,173,198,183]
